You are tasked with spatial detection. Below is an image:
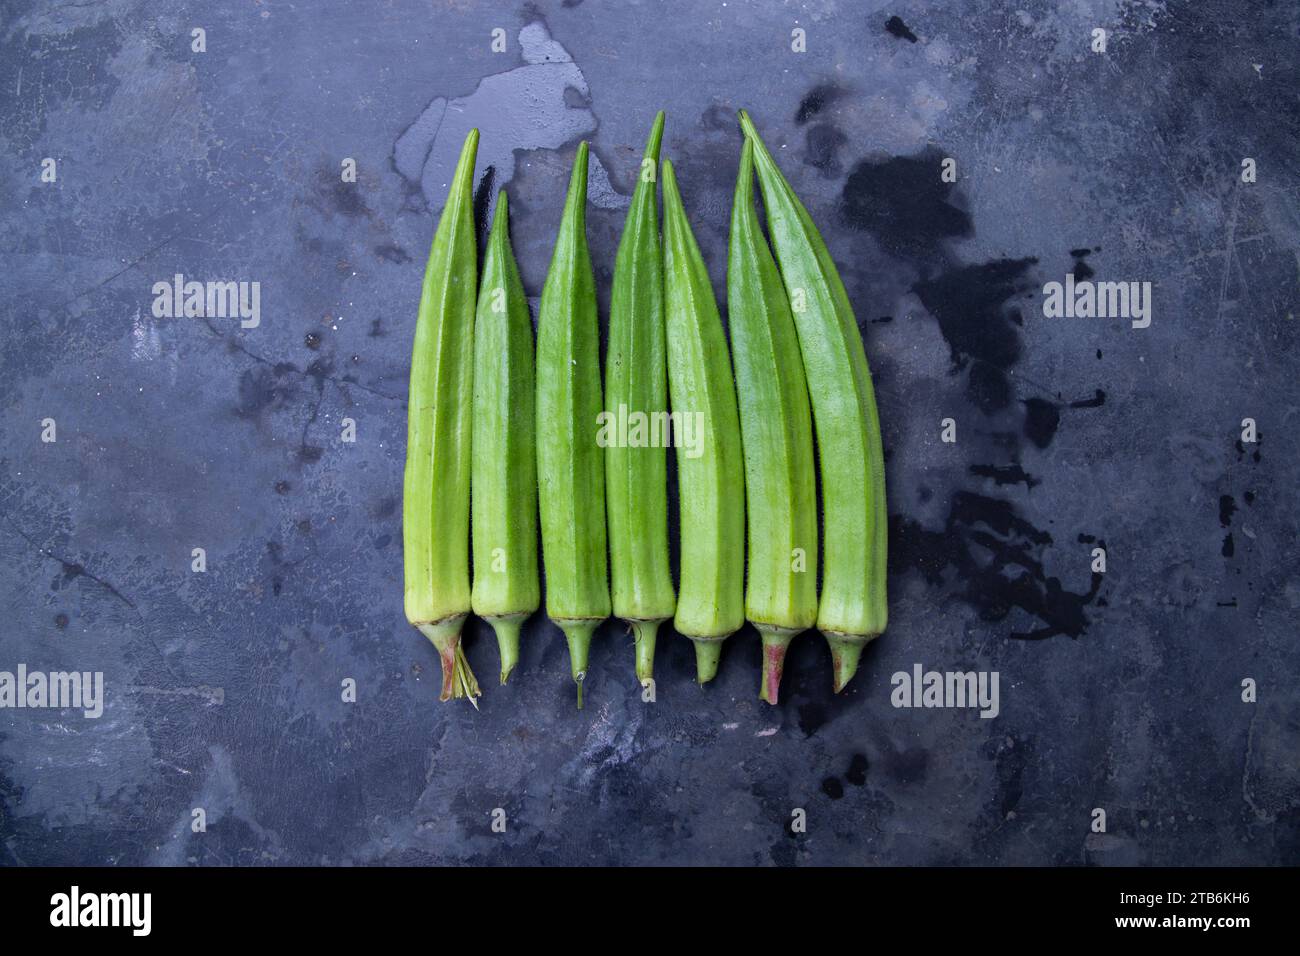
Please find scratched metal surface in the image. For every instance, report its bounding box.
[1,0,1297,866]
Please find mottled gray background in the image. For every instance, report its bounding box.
[1,0,1297,866]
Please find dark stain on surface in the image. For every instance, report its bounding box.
[798,701,828,738]
[304,331,321,351]
[235,365,296,421]
[970,463,1040,490]
[473,165,497,258]
[795,82,839,124]
[1222,533,1235,557]
[1022,391,1105,448]
[1218,494,1236,527]
[822,776,845,799]
[891,492,1101,640]
[1070,247,1095,280]
[54,613,68,629]
[966,361,1014,413]
[321,168,370,219]
[374,243,412,264]
[1069,389,1106,408]
[50,558,134,609]
[992,736,1027,817]
[886,746,928,784]
[842,150,972,259]
[804,123,847,174]
[698,102,733,131]
[885,15,919,43]
[912,258,1037,413]
[845,753,869,786]
[1022,397,1060,448]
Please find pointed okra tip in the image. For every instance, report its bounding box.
[632,620,660,688]
[561,141,590,215]
[660,157,682,211]
[492,617,522,686]
[487,188,511,250]
[736,109,780,173]
[825,634,867,694]
[692,639,723,686]
[493,187,509,226]
[457,127,481,169]
[561,621,597,710]
[646,110,666,155]
[758,629,795,706]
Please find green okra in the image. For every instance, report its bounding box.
[536,142,611,707]
[727,138,819,705]
[403,128,482,705]
[471,191,540,685]
[660,158,746,684]
[605,111,675,688]
[739,110,888,693]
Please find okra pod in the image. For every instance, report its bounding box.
[739,110,888,692]
[660,159,746,684]
[471,191,540,685]
[727,138,819,704]
[605,112,676,687]
[536,142,611,707]
[403,128,481,704]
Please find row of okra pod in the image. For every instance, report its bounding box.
[403,109,887,709]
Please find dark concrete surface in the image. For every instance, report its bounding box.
[1,0,1297,866]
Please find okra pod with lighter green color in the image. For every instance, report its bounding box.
[471,191,540,685]
[739,110,888,693]
[727,138,819,704]
[605,112,675,687]
[403,128,481,705]
[536,142,611,707]
[661,158,745,684]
